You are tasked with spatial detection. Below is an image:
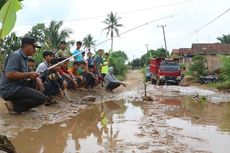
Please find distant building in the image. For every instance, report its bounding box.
[172,43,230,72]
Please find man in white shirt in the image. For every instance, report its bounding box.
[36,51,54,73]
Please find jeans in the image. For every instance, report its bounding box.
[4,87,47,113]
[106,82,120,91]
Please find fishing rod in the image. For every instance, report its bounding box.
[47,14,177,70]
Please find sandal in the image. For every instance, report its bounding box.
[5,103,21,115]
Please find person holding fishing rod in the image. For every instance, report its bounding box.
[0,37,47,115]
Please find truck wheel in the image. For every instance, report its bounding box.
[175,82,180,86]
[151,78,156,85]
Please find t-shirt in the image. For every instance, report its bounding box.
[59,67,69,75]
[0,49,29,98]
[68,68,80,77]
[36,61,49,73]
[87,57,94,65]
[101,59,109,74]
[93,55,103,69]
[55,49,70,57]
[73,49,83,62]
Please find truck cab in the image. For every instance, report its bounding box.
[150,58,181,85]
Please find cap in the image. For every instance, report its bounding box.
[21,37,41,48]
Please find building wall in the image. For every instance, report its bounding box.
[179,55,221,73]
[206,55,221,72]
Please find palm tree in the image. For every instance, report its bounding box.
[102,12,123,52]
[45,20,74,50]
[82,34,96,51]
[217,34,230,43]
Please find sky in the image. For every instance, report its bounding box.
[12,0,230,61]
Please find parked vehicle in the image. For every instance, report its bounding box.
[149,58,182,85]
[199,75,218,84]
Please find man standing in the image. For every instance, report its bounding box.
[0,37,47,114]
[73,41,83,62]
[36,51,53,73]
[55,41,70,58]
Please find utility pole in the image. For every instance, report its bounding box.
[144,44,149,52]
[157,25,168,51]
[145,44,151,58]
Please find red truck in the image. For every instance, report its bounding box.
[149,58,182,85]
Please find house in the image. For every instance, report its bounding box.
[172,48,192,71]
[172,43,230,72]
[192,43,230,72]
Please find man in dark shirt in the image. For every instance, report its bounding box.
[0,37,47,114]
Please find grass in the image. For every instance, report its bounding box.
[117,75,126,81]
[216,81,230,91]
[201,81,230,92]
[205,82,220,89]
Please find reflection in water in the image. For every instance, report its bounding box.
[220,103,230,132]
[163,96,230,132]
[167,118,230,153]
[12,100,144,153]
[164,96,230,152]
[63,134,76,153]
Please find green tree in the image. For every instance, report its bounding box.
[140,48,168,66]
[189,55,208,78]
[220,56,230,81]
[141,50,154,67]
[131,58,141,69]
[0,32,21,71]
[44,20,74,51]
[25,23,46,46]
[109,51,128,79]
[102,12,123,52]
[82,34,96,51]
[0,32,21,55]
[217,34,230,43]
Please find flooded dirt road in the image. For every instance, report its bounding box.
[1,70,230,153]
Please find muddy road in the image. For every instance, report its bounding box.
[1,70,230,153]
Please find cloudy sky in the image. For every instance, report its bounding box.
[13,0,230,60]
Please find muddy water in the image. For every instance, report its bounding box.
[11,100,148,153]
[163,97,230,153]
[10,94,230,153]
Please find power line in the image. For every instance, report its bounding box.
[170,8,230,46]
[15,0,197,27]
[95,14,177,47]
[49,14,178,70]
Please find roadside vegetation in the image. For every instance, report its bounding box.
[188,55,208,79]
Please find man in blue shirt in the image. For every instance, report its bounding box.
[0,37,47,114]
[73,41,83,62]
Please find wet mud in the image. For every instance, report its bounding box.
[0,70,230,153]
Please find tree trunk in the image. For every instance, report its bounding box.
[111,30,114,53]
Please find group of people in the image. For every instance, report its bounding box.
[0,37,126,115]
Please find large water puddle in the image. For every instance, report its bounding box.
[10,95,230,153]
[163,96,230,153]
[11,100,146,153]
